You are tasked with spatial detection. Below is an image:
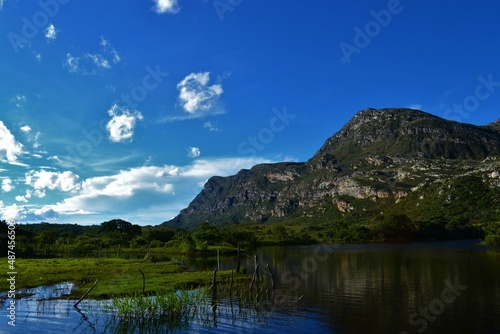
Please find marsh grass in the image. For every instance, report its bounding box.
[0,257,250,299]
[99,288,211,333]
[97,278,275,333]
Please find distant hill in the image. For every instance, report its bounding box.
[163,108,500,230]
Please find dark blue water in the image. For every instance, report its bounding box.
[1,240,499,333]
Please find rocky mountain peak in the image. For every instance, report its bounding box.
[164,108,500,229]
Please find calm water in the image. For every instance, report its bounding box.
[1,240,499,333]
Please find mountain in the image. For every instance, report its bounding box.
[164,108,500,230]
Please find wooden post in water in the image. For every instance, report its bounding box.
[209,268,218,296]
[249,255,259,291]
[236,244,241,273]
[266,263,275,290]
[255,255,259,280]
[229,268,234,313]
[229,269,234,299]
[74,279,98,308]
[217,249,221,271]
[139,269,146,295]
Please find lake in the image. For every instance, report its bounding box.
[1,240,499,333]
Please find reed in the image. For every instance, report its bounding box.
[102,288,210,326]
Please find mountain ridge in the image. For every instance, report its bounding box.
[164,108,500,230]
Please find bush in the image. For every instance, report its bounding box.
[484,234,500,246]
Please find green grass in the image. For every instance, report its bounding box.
[0,257,250,299]
[101,288,210,331]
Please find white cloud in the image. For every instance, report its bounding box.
[86,53,110,69]
[187,147,201,158]
[15,196,28,203]
[25,170,81,192]
[20,125,41,149]
[34,52,42,61]
[181,158,270,178]
[64,38,120,74]
[0,0,3,11]
[10,94,26,109]
[47,157,270,223]
[45,24,57,40]
[153,0,180,14]
[100,37,120,64]
[203,121,221,132]
[106,104,144,143]
[50,165,177,215]
[1,178,14,192]
[1,157,272,224]
[406,104,423,110]
[0,121,24,164]
[0,203,59,222]
[177,72,224,114]
[33,189,46,198]
[64,53,80,73]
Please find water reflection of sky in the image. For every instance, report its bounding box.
[0,283,329,334]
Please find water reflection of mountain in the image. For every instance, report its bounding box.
[254,241,500,334]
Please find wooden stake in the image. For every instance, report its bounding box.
[74,279,98,308]
[139,269,146,295]
[209,268,218,295]
[217,249,221,271]
[236,244,241,273]
[229,269,234,299]
[249,256,259,291]
[266,263,275,290]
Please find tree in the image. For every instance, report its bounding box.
[272,225,289,242]
[374,214,417,242]
[35,230,59,255]
[192,222,220,247]
[222,229,257,247]
[100,219,141,236]
[143,227,175,243]
[173,233,196,255]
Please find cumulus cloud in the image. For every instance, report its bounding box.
[106,104,144,143]
[187,147,201,158]
[50,165,177,215]
[153,0,180,14]
[45,24,57,40]
[25,170,81,192]
[0,203,59,222]
[0,157,272,224]
[1,178,14,192]
[177,72,223,114]
[15,195,28,203]
[0,121,24,164]
[47,157,270,223]
[20,125,31,133]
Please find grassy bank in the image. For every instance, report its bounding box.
[0,257,249,299]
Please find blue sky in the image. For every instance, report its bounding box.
[1,0,499,225]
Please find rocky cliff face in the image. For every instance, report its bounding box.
[164,108,500,229]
